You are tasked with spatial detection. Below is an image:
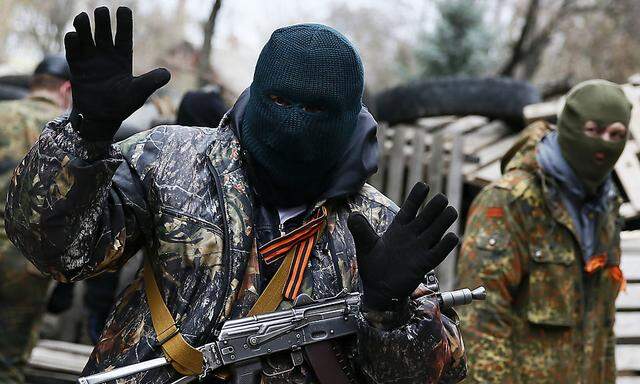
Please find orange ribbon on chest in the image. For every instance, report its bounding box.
[259,207,327,300]
[584,252,626,292]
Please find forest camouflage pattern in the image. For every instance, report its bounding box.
[457,121,623,384]
[0,95,62,383]
[6,113,466,383]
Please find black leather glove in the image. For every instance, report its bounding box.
[348,182,458,311]
[65,7,170,141]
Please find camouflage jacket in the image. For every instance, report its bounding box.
[457,121,623,384]
[6,109,466,383]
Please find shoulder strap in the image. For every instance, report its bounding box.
[143,257,203,376]
[248,247,296,316]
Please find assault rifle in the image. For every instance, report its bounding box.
[78,286,486,384]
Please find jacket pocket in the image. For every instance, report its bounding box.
[155,207,224,268]
[526,243,576,327]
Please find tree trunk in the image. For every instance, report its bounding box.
[197,0,223,87]
[499,0,540,77]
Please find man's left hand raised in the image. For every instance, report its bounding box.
[348,182,459,312]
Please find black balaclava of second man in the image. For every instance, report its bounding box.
[241,24,364,207]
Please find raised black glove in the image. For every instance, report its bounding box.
[348,182,458,311]
[65,7,170,141]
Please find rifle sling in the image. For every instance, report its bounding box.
[143,257,204,376]
[248,245,296,316]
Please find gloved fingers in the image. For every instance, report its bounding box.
[93,7,114,50]
[410,193,448,233]
[348,212,380,257]
[115,6,133,55]
[73,12,95,56]
[130,68,171,106]
[419,232,458,272]
[418,206,458,249]
[395,182,429,225]
[64,32,81,64]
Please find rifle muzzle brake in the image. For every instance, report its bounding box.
[438,286,486,309]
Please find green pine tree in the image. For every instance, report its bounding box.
[416,0,492,77]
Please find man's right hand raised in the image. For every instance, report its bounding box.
[66,7,170,142]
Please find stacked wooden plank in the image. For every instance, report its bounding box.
[369,115,494,204]
[617,231,640,383]
[370,114,523,207]
[26,340,91,383]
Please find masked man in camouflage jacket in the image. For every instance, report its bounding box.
[0,55,72,383]
[6,7,467,383]
[457,80,632,384]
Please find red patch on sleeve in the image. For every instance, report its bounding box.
[486,207,504,218]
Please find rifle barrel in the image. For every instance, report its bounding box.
[77,357,169,384]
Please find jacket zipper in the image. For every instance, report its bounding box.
[206,162,232,329]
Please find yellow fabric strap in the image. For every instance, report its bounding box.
[143,257,203,376]
[248,247,296,316]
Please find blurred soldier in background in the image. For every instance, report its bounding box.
[0,54,71,383]
[175,88,228,128]
[458,80,631,384]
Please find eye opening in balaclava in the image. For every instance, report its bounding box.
[241,23,365,207]
[557,79,632,196]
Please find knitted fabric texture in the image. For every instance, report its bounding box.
[557,79,632,195]
[241,23,364,206]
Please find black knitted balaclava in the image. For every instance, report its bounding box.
[241,24,364,207]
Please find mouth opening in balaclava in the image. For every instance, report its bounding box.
[557,79,632,196]
[241,23,364,207]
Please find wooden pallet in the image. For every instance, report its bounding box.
[26,340,90,383]
[616,231,640,383]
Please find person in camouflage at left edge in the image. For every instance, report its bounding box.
[0,55,71,383]
[457,80,632,384]
[5,7,467,384]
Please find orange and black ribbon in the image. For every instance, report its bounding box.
[259,207,327,300]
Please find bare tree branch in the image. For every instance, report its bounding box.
[499,0,540,76]
[20,0,75,54]
[539,75,576,98]
[197,0,223,87]
[498,0,610,80]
